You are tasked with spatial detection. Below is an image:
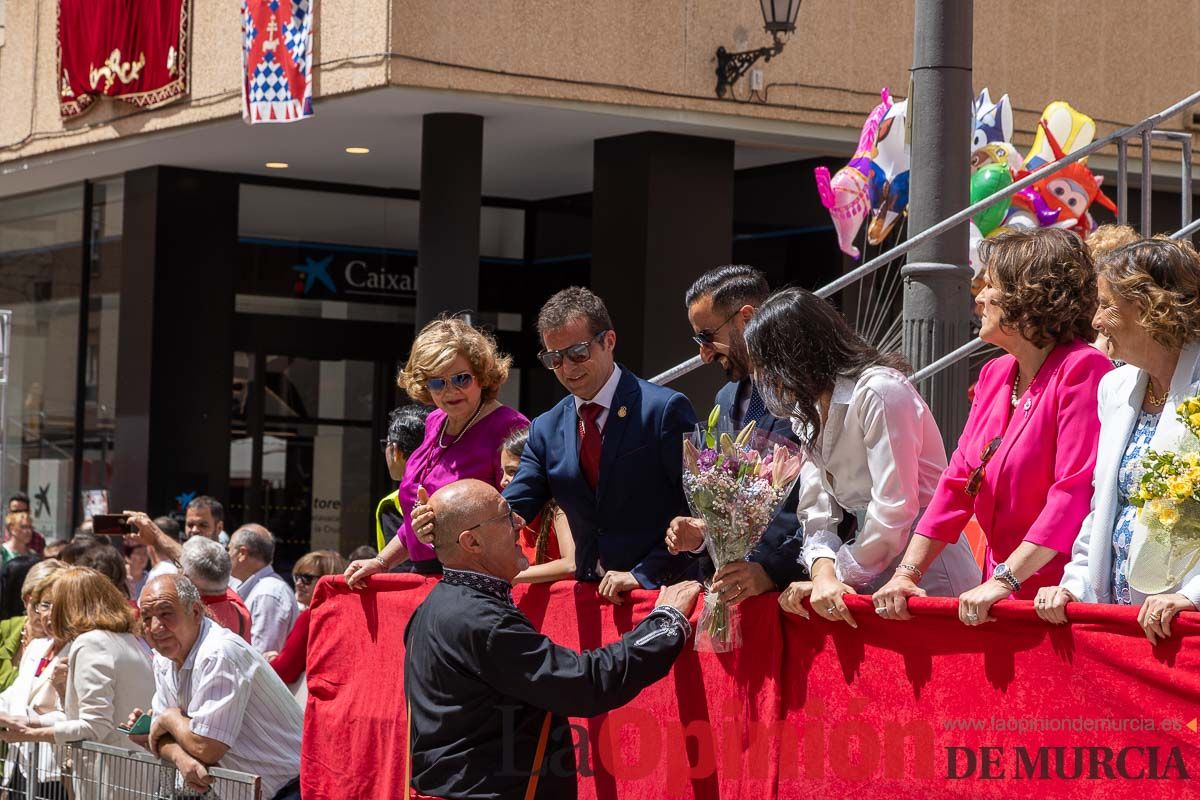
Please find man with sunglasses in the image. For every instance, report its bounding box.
[404,479,700,800]
[666,265,825,605]
[493,287,699,602]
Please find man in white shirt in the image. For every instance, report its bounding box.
[228,524,297,654]
[130,574,302,799]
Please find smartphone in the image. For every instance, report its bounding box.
[118,713,152,736]
[92,513,133,536]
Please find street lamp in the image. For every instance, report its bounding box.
[714,0,802,98]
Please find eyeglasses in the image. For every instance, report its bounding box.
[379,438,397,454]
[964,436,1003,497]
[692,309,741,348]
[34,601,51,613]
[538,331,608,370]
[293,573,320,586]
[427,372,474,393]
[464,504,518,533]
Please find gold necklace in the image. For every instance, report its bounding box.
[1145,378,1168,407]
[438,400,486,448]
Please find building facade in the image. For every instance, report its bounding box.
[0,0,1197,561]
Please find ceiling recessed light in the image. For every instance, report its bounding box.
[264,162,289,169]
[345,146,370,155]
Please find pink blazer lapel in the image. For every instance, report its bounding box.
[989,341,1077,479]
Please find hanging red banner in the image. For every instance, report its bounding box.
[241,0,314,124]
[57,0,190,118]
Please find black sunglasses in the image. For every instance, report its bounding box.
[293,573,321,585]
[538,331,608,370]
[692,309,741,348]
[965,436,1003,497]
[427,372,474,392]
[464,504,518,533]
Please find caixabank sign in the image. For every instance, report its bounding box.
[239,238,418,305]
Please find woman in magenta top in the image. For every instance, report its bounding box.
[873,228,1112,625]
[344,318,528,585]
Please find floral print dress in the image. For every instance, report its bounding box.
[1112,409,1161,604]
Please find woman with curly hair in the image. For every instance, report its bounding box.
[1037,238,1200,643]
[344,317,528,585]
[874,228,1112,626]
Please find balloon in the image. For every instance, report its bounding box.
[1025,101,1096,170]
[816,89,893,259]
[972,89,1013,152]
[970,163,1013,235]
[867,99,911,244]
[968,221,984,279]
[1013,120,1117,231]
[867,170,909,245]
[970,142,1024,175]
[816,166,871,259]
[1000,207,1040,231]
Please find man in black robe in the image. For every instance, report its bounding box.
[403,479,700,800]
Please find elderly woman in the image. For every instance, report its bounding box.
[0,567,152,758]
[1037,239,1200,643]
[270,550,348,699]
[874,228,1112,626]
[747,288,979,627]
[345,318,528,586]
[0,560,66,798]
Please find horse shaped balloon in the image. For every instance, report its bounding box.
[816,89,892,258]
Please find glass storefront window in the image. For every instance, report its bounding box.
[0,185,82,541]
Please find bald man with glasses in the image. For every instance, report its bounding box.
[403,479,700,800]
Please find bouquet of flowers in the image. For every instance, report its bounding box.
[1128,394,1200,592]
[683,406,804,652]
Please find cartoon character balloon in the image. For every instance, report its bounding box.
[1012,120,1117,232]
[1025,101,1096,171]
[867,98,911,245]
[972,89,1014,151]
[816,90,892,258]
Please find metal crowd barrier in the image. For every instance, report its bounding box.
[0,741,261,800]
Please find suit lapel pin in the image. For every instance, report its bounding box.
[617,406,627,418]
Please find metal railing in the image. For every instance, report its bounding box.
[649,89,1200,388]
[4,740,262,800]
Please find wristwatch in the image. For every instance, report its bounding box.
[992,563,1021,592]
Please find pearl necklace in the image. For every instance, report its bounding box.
[438,400,486,448]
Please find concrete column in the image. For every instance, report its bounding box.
[416,113,483,327]
[902,0,975,452]
[591,132,734,408]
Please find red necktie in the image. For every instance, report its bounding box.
[578,402,604,491]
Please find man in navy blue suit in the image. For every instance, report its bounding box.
[666,265,838,605]
[502,287,699,602]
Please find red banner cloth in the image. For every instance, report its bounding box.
[303,577,1200,800]
[241,0,313,123]
[57,0,189,118]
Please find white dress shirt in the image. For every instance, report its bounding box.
[236,564,298,655]
[572,364,623,431]
[152,617,303,798]
[0,637,65,784]
[796,367,979,593]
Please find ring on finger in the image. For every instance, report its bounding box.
[825,605,837,615]
[875,605,888,616]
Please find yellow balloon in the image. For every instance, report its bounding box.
[1025,102,1096,170]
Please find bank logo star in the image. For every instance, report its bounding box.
[292,256,336,295]
[176,491,197,511]
[34,484,50,517]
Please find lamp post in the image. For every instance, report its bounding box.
[714,0,802,98]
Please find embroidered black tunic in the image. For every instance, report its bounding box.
[403,568,690,799]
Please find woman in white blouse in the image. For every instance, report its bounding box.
[744,288,978,626]
[0,559,66,797]
[0,566,153,794]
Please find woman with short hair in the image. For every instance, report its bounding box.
[1038,238,1200,643]
[875,227,1112,626]
[0,566,153,796]
[345,317,528,586]
[747,287,980,627]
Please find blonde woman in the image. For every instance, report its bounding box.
[346,317,528,585]
[0,567,152,755]
[0,560,66,798]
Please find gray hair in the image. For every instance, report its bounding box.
[180,537,231,594]
[166,574,202,612]
[230,524,275,564]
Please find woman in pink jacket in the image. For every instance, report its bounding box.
[873,228,1112,626]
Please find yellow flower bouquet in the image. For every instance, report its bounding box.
[1128,396,1200,592]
